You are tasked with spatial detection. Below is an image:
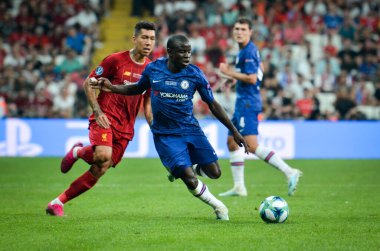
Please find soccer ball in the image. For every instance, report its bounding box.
[259,196,289,223]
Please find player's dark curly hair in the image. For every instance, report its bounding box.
[167,34,189,50]
[235,17,253,29]
[134,21,156,35]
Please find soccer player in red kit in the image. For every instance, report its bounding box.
[46,21,156,216]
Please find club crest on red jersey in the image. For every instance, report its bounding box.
[101,133,107,142]
[95,66,104,75]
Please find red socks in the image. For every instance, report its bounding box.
[58,171,98,204]
[77,145,95,165]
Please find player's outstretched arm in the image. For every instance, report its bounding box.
[207,100,249,154]
[90,77,146,95]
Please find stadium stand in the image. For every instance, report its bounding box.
[316,92,336,114]
[0,0,378,121]
[357,105,380,120]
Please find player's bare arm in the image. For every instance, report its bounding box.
[219,63,258,84]
[91,77,153,125]
[143,95,153,126]
[207,100,249,154]
[91,77,146,95]
[84,77,111,128]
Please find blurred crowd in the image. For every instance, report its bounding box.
[150,0,380,120]
[0,0,110,118]
[0,0,379,121]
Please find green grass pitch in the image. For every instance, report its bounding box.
[0,158,379,250]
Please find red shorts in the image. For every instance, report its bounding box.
[89,122,130,166]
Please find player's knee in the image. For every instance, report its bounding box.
[249,145,258,154]
[93,150,112,164]
[180,168,198,190]
[227,140,240,152]
[184,177,198,190]
[197,163,221,179]
[210,168,221,179]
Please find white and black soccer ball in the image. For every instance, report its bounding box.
[259,196,289,223]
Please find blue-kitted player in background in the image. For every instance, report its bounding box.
[91,34,248,221]
[218,17,302,197]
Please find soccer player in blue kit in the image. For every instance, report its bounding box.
[91,34,248,221]
[218,17,302,197]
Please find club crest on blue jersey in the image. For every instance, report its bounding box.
[95,66,104,75]
[180,80,189,90]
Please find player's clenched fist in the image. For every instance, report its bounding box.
[89,77,113,92]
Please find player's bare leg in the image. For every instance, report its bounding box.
[46,146,112,216]
[181,166,229,220]
[168,162,221,181]
[194,162,221,179]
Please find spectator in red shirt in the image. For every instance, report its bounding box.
[296,88,315,119]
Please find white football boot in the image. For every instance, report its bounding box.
[219,186,247,197]
[215,206,229,221]
[287,169,303,196]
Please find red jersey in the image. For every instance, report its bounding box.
[88,50,150,140]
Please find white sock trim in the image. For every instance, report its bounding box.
[189,179,225,209]
[72,147,81,159]
[230,148,245,163]
[51,198,64,206]
[190,179,205,196]
[229,148,245,187]
[255,145,294,177]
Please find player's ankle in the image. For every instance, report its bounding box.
[50,198,64,206]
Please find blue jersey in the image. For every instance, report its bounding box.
[137,58,214,135]
[235,41,262,112]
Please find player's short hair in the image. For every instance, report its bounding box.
[166,34,189,50]
[235,17,253,29]
[134,21,156,36]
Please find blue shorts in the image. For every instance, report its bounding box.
[228,110,259,136]
[153,133,218,178]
